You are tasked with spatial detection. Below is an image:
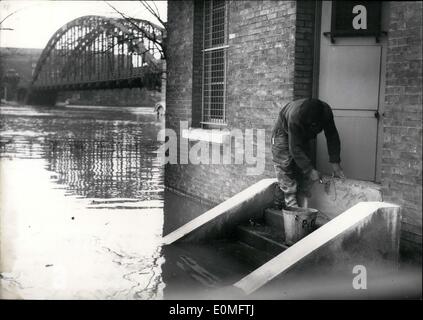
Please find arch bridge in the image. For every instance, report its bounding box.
[28,15,165,105]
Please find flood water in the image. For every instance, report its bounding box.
[0,103,209,299]
[1,104,421,300]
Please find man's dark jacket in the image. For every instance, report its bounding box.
[271,98,341,175]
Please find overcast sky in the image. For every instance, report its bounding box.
[0,0,167,49]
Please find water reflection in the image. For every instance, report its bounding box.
[0,104,216,300]
[0,104,169,299]
[1,105,164,200]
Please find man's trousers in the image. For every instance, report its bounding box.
[271,135,314,208]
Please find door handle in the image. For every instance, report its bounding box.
[374,111,383,120]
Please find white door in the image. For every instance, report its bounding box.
[316,1,388,181]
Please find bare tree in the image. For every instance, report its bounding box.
[0,7,22,30]
[104,1,167,100]
[104,1,167,60]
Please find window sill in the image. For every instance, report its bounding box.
[181,128,230,144]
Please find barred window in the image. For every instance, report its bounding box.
[202,0,228,126]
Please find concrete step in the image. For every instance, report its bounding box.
[263,208,285,230]
[231,241,276,270]
[161,240,257,292]
[235,223,289,257]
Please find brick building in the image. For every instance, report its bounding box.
[165,1,422,264]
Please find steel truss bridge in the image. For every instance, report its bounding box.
[28,15,165,105]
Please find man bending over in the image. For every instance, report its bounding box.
[271,98,345,208]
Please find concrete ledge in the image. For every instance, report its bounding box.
[181,128,230,144]
[233,202,401,296]
[308,177,382,220]
[162,178,277,245]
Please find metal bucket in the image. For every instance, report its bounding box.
[282,207,318,245]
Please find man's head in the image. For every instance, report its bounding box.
[299,99,329,136]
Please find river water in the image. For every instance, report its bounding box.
[0,103,208,299]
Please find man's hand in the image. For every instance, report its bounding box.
[331,163,346,180]
[309,169,321,182]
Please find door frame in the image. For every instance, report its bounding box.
[311,0,388,183]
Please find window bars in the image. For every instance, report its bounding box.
[202,0,228,126]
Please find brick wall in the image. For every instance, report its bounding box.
[166,1,194,131]
[382,1,422,264]
[293,1,316,100]
[165,1,315,205]
[166,1,422,265]
[191,0,204,127]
